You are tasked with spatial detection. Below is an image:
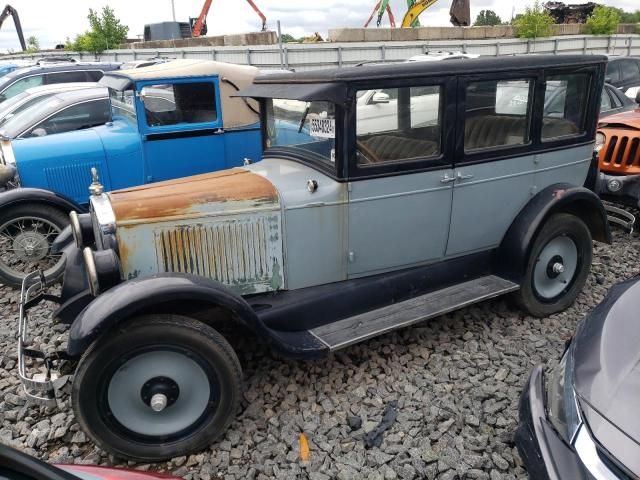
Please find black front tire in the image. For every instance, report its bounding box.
[0,203,68,288]
[72,314,242,462]
[514,213,592,317]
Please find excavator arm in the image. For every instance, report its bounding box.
[246,0,267,31]
[192,0,267,37]
[364,0,396,28]
[401,0,439,28]
[0,5,26,51]
[400,0,470,28]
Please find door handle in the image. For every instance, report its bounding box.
[456,172,474,181]
[441,174,456,184]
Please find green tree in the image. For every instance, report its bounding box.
[25,35,39,54]
[585,6,620,35]
[610,8,640,24]
[280,33,298,43]
[474,10,503,26]
[67,6,128,53]
[513,1,554,38]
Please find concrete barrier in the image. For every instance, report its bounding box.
[127,31,277,49]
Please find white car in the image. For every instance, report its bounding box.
[0,82,100,126]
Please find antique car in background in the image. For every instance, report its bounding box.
[16,55,610,461]
[517,275,640,480]
[595,91,640,231]
[606,55,640,100]
[0,59,262,287]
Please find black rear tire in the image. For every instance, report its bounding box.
[0,203,68,288]
[72,314,242,462]
[514,213,592,317]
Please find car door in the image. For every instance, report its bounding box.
[347,80,455,277]
[135,76,226,183]
[446,74,538,257]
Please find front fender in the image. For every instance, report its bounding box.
[498,183,611,282]
[67,273,265,356]
[0,187,85,213]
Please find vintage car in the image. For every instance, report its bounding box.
[595,91,640,230]
[0,59,262,287]
[16,55,610,461]
[516,276,640,480]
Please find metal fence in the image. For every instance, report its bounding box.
[5,34,640,71]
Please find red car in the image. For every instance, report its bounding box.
[0,444,179,480]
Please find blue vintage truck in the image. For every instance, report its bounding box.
[0,59,263,286]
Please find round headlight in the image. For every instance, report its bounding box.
[83,247,122,296]
[595,132,606,153]
[70,211,95,249]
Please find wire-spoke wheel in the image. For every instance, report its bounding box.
[514,213,592,317]
[0,204,68,287]
[73,314,242,462]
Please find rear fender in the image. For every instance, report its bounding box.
[67,273,269,357]
[0,188,85,214]
[498,183,611,282]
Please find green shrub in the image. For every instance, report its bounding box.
[513,1,554,39]
[585,5,621,35]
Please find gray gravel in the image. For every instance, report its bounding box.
[0,223,639,479]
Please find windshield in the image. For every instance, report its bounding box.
[265,98,337,165]
[0,95,65,138]
[110,88,136,123]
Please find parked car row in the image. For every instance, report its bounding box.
[0,53,639,478]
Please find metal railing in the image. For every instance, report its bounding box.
[4,34,639,71]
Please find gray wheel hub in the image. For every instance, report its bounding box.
[107,350,211,437]
[533,236,578,300]
[13,231,49,261]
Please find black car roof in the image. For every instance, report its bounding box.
[253,54,607,85]
[238,55,607,103]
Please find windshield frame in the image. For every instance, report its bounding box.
[109,87,137,124]
[261,97,344,180]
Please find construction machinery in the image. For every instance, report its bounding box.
[191,0,267,37]
[0,5,26,51]
[366,0,470,29]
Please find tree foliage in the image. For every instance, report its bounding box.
[585,6,620,35]
[25,35,39,54]
[474,10,503,26]
[611,8,640,24]
[280,33,299,43]
[66,6,128,53]
[513,1,554,38]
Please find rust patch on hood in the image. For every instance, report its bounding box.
[109,168,279,223]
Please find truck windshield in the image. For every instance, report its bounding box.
[265,98,336,165]
[110,88,136,123]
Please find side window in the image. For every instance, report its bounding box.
[141,82,217,127]
[45,71,89,84]
[620,60,640,82]
[542,73,590,141]
[600,88,612,112]
[608,89,623,109]
[356,85,442,165]
[606,63,621,84]
[1,75,44,100]
[86,70,104,82]
[464,79,532,151]
[25,99,111,137]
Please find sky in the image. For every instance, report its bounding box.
[0,0,637,51]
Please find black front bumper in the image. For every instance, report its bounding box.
[516,366,592,480]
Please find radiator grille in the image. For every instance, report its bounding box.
[44,162,105,201]
[155,215,283,292]
[602,135,640,168]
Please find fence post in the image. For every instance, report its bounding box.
[606,35,612,54]
[338,46,342,68]
[629,36,633,56]
[212,49,217,61]
[526,39,531,54]
[554,38,559,54]
[246,48,251,65]
[381,44,386,61]
[284,46,289,70]
[583,36,588,54]
[495,41,500,57]
[133,50,137,60]
[462,43,467,54]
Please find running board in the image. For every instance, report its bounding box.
[605,204,635,234]
[310,275,519,351]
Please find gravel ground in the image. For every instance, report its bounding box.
[0,223,639,480]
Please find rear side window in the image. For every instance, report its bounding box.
[600,89,612,112]
[45,71,89,83]
[86,70,104,82]
[25,99,111,137]
[356,85,442,166]
[464,79,532,151]
[542,73,590,141]
[620,60,640,82]
[141,82,217,127]
[606,63,621,83]
[1,75,44,100]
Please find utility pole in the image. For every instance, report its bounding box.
[171,0,176,21]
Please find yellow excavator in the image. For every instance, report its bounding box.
[365,0,470,28]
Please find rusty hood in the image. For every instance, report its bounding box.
[109,168,280,225]
[599,108,640,130]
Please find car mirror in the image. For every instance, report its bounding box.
[371,92,390,104]
[30,127,47,137]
